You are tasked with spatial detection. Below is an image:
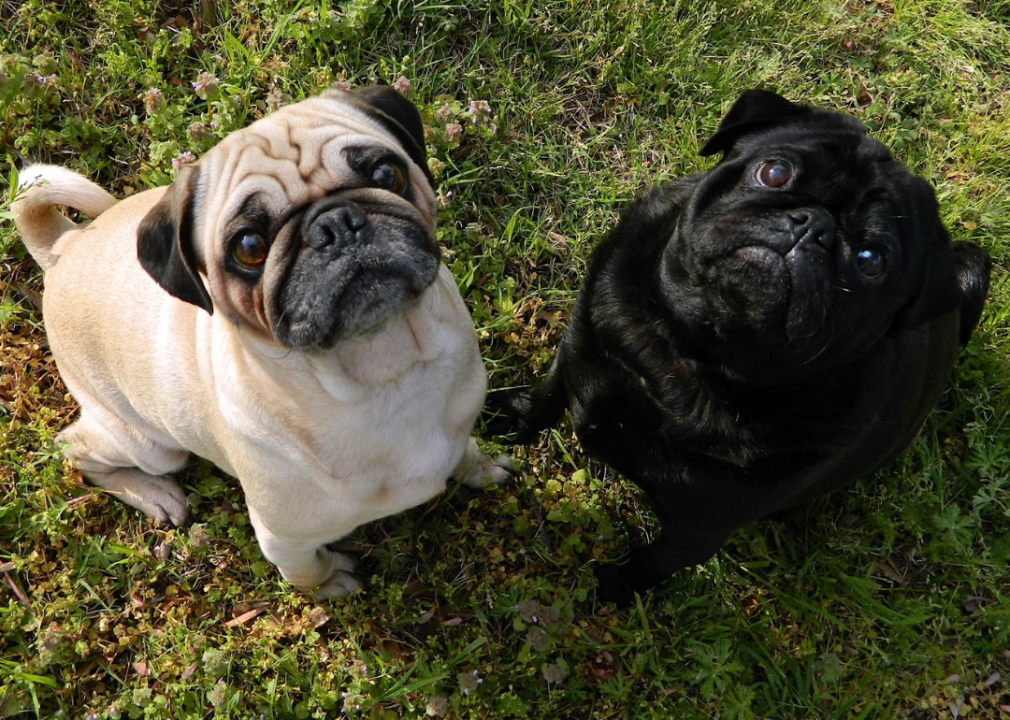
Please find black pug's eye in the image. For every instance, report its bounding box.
[232,232,269,272]
[856,248,886,278]
[756,160,793,188]
[371,162,408,195]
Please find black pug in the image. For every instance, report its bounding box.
[486,90,991,606]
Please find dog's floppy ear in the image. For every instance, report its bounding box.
[890,178,963,334]
[137,164,214,315]
[699,89,812,157]
[332,86,434,186]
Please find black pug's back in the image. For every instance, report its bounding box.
[487,90,991,607]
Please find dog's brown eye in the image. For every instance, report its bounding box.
[756,160,792,188]
[372,162,407,195]
[856,248,886,278]
[233,232,269,269]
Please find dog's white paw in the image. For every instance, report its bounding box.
[315,570,364,599]
[313,550,362,599]
[87,468,189,526]
[461,452,515,489]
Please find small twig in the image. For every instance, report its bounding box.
[3,569,30,606]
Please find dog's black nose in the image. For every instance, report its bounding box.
[302,198,371,250]
[787,208,835,250]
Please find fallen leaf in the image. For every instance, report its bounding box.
[224,608,265,628]
[873,561,904,584]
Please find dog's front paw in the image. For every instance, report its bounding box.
[313,550,362,599]
[595,564,638,608]
[315,570,363,599]
[482,388,533,442]
[460,452,515,489]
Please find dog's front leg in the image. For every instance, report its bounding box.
[595,527,730,607]
[484,350,570,443]
[248,508,361,599]
[595,467,782,607]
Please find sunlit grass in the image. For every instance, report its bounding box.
[1,0,1008,717]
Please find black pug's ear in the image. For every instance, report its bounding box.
[699,89,813,157]
[331,86,434,187]
[890,177,962,335]
[137,164,214,315]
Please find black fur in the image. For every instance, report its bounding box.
[486,90,991,606]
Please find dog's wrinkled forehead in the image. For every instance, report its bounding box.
[195,96,432,233]
[732,125,893,177]
[703,91,900,189]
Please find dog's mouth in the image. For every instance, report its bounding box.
[271,196,440,351]
[711,237,833,346]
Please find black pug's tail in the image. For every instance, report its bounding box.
[953,241,992,347]
[484,356,569,444]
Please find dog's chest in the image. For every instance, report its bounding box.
[213,295,483,514]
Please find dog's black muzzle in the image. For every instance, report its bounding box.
[273,195,440,351]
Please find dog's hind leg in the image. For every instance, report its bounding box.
[58,414,190,526]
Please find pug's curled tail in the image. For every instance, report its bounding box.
[11,164,117,271]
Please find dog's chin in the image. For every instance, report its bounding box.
[711,244,832,348]
[275,265,438,351]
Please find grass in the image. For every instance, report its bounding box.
[1,0,1009,717]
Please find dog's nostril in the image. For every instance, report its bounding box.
[340,206,368,233]
[782,208,835,250]
[788,210,811,226]
[307,206,369,249]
